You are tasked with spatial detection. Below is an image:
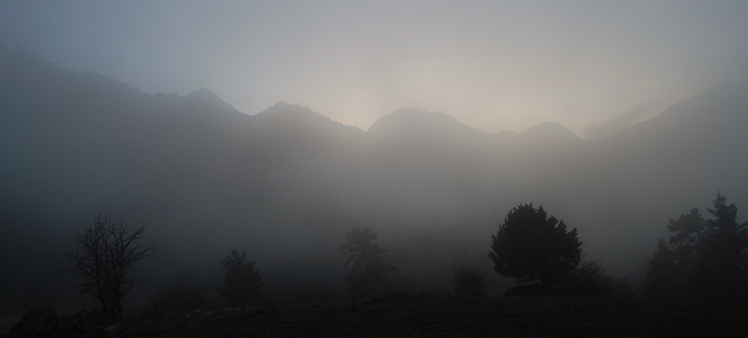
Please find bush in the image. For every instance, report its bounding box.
[451,266,488,297]
[560,261,637,298]
[561,261,612,297]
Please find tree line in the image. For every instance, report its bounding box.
[643,192,748,300]
[63,191,747,319]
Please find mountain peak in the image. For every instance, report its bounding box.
[185,88,237,112]
[255,101,322,119]
[367,107,491,148]
[369,107,476,133]
[520,122,579,140]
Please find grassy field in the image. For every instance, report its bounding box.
[100,295,748,337]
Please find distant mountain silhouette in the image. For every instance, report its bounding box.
[368,107,489,140]
[185,87,241,114]
[624,81,748,136]
[255,101,363,137]
[366,107,494,163]
[2,44,748,312]
[495,121,582,152]
[519,122,579,141]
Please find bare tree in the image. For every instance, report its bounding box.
[64,213,154,318]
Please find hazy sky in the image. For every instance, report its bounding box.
[2,1,747,136]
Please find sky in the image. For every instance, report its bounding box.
[2,1,748,137]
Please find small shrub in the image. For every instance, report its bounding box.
[560,261,636,298]
[561,261,612,297]
[452,266,488,297]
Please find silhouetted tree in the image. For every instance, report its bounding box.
[643,209,704,299]
[63,213,154,318]
[644,192,748,300]
[488,204,581,292]
[642,239,680,299]
[667,208,705,294]
[692,193,748,300]
[339,227,399,297]
[215,249,263,308]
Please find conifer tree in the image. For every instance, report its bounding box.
[215,249,263,308]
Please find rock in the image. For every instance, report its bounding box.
[8,308,59,338]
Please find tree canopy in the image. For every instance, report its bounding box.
[488,204,581,289]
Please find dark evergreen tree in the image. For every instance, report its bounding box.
[692,193,748,300]
[215,249,263,308]
[644,192,748,300]
[488,203,581,291]
[642,239,680,299]
[339,227,398,297]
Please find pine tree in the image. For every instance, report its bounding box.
[644,192,748,300]
[642,238,679,299]
[215,249,263,308]
[692,193,748,300]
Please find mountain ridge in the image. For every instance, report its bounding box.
[3,45,748,314]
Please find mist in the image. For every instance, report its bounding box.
[2,2,748,336]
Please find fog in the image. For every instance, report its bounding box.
[2,1,748,323]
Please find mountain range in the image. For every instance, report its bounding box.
[2,44,747,312]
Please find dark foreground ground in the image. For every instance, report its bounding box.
[99,295,748,337]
